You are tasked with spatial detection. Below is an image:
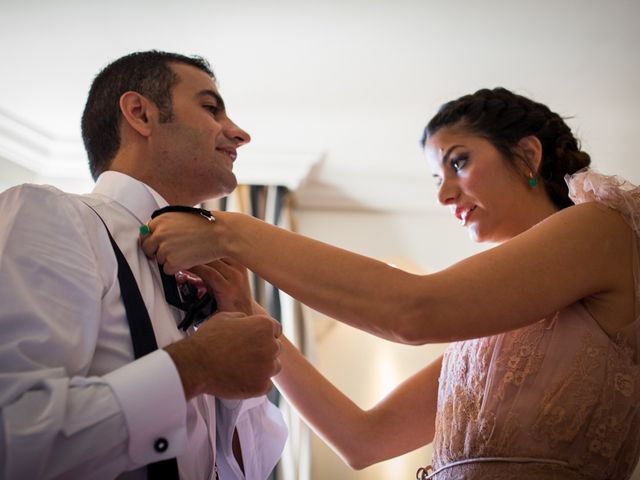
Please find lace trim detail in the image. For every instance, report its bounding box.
[566,168,640,234]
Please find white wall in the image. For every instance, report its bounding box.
[0,158,36,193]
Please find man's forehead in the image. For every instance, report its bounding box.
[169,62,217,89]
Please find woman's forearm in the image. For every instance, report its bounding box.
[222,213,431,344]
[275,336,374,469]
[142,210,439,343]
[275,336,438,469]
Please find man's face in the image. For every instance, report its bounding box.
[151,62,250,205]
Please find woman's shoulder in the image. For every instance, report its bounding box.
[509,191,632,297]
[537,199,630,247]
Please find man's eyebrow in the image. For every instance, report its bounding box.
[199,89,226,110]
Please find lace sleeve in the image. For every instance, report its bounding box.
[566,168,640,234]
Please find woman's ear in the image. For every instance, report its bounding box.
[517,135,543,173]
[119,91,157,138]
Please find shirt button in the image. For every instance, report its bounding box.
[154,438,169,453]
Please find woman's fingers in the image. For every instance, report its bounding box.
[138,213,222,273]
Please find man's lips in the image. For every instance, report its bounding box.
[217,147,237,161]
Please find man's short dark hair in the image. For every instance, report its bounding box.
[81,50,215,180]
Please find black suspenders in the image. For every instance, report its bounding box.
[86,205,180,480]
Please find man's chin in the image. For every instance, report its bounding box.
[222,176,238,195]
[206,176,238,201]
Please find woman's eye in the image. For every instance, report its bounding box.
[451,155,468,172]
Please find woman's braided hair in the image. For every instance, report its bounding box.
[420,87,591,209]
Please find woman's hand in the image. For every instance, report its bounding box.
[189,258,255,315]
[140,211,226,274]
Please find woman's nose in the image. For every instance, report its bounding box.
[437,178,459,206]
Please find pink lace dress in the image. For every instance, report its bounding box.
[425,170,640,479]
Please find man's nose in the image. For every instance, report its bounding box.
[224,118,251,146]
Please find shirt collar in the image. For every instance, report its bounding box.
[92,171,169,224]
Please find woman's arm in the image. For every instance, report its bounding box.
[143,202,633,343]
[275,334,440,469]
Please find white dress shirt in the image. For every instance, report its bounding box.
[0,172,287,480]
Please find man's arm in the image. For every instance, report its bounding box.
[0,186,185,478]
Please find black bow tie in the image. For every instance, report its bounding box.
[151,206,217,331]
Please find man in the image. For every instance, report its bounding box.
[0,51,286,479]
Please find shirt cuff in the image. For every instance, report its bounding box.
[103,349,187,465]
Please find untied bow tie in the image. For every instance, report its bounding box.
[151,206,218,331]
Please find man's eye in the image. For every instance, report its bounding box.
[204,105,220,114]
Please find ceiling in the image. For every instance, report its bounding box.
[1,0,639,211]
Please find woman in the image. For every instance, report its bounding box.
[142,88,640,479]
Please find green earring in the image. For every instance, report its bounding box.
[528,174,538,188]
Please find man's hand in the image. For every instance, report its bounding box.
[165,311,282,400]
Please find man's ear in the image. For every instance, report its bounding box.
[119,91,156,137]
[517,135,543,173]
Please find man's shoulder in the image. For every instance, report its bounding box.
[2,182,100,207]
[1,183,70,219]
[2,184,93,221]
[0,183,111,242]
[1,182,66,201]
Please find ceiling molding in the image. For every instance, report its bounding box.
[0,107,437,212]
[0,107,87,177]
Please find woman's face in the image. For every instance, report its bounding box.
[424,127,535,243]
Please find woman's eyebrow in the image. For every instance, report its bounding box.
[442,144,464,165]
